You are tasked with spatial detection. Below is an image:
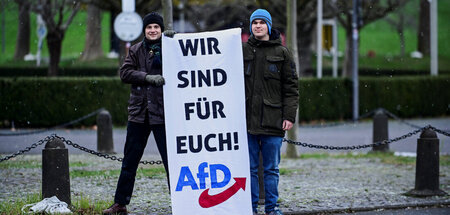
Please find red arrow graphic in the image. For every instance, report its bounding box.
[198,177,246,208]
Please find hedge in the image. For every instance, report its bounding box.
[0,67,118,77]
[4,67,449,77]
[0,77,128,127]
[0,76,449,127]
[299,76,450,121]
[303,68,450,77]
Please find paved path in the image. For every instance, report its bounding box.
[1,117,449,155]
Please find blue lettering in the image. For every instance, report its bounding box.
[175,162,232,192]
[210,164,231,188]
[197,162,209,189]
[176,166,199,191]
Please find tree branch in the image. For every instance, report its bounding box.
[62,1,81,31]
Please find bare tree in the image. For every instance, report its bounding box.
[13,0,31,60]
[34,0,81,76]
[80,1,103,61]
[417,0,430,56]
[329,0,407,77]
[385,2,417,57]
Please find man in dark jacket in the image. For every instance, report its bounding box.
[243,9,299,215]
[103,12,171,215]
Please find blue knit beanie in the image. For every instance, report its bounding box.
[250,9,272,35]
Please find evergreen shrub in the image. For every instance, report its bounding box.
[0,76,448,127]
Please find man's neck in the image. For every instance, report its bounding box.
[254,34,269,41]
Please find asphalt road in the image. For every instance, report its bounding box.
[0,117,449,155]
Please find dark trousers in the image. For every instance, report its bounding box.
[114,121,169,205]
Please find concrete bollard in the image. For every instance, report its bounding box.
[258,152,265,204]
[405,128,447,197]
[372,109,389,152]
[42,137,71,205]
[97,110,114,154]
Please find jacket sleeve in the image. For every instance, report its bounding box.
[281,48,299,123]
[119,46,147,85]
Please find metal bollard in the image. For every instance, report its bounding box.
[405,128,447,197]
[258,152,265,204]
[372,109,389,152]
[97,110,114,153]
[42,137,71,205]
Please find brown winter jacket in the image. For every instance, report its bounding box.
[243,30,299,137]
[120,41,164,124]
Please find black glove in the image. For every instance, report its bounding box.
[145,75,165,86]
[163,30,177,38]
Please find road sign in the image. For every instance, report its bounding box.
[113,12,142,42]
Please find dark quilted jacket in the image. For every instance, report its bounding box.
[120,41,164,124]
[242,30,299,137]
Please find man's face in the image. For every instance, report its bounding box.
[145,23,162,40]
[251,19,269,40]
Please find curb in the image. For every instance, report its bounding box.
[284,201,450,214]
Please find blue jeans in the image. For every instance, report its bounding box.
[248,133,282,213]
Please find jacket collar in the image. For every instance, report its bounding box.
[248,29,282,47]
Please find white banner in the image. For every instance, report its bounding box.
[162,28,251,215]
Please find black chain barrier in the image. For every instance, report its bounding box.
[0,136,52,162]
[429,125,450,137]
[0,108,106,136]
[284,125,450,150]
[381,108,423,129]
[0,134,162,165]
[1,112,448,163]
[54,135,162,165]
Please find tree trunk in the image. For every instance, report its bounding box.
[118,40,127,68]
[342,23,352,78]
[398,11,405,57]
[297,23,314,76]
[399,30,405,57]
[286,0,298,158]
[110,9,120,54]
[46,31,63,76]
[13,0,31,60]
[417,0,430,56]
[80,3,103,61]
[161,0,173,30]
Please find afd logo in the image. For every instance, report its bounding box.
[175,162,246,208]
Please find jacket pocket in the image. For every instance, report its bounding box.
[128,95,143,116]
[244,55,254,76]
[261,99,283,130]
[264,56,284,80]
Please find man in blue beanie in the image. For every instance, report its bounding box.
[243,9,299,215]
